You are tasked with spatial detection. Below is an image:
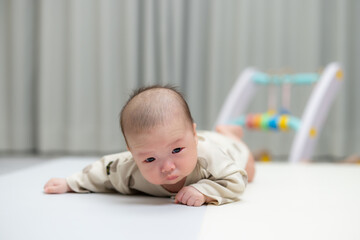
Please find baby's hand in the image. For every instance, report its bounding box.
[44,178,72,194]
[175,186,206,207]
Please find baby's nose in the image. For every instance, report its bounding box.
[161,160,175,173]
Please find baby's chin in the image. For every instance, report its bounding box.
[145,176,183,186]
[143,177,164,185]
[147,179,179,186]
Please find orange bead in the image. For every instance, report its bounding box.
[254,114,262,129]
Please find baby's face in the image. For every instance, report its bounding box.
[126,118,198,187]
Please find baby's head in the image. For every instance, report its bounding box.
[120,85,198,187]
[120,85,194,139]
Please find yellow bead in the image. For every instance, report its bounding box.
[261,154,271,162]
[278,115,289,130]
[336,70,343,80]
[259,150,271,162]
[309,127,317,138]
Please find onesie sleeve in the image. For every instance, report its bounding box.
[66,152,133,193]
[190,153,248,205]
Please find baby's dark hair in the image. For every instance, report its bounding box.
[120,85,194,141]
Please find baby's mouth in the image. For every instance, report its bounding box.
[166,175,178,181]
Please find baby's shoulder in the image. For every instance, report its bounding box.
[196,130,248,169]
[197,131,231,155]
[197,130,234,146]
[102,151,138,179]
[196,131,229,163]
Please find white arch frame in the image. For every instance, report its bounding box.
[289,62,343,162]
[214,68,258,127]
[215,62,343,163]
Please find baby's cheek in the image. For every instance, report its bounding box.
[141,168,162,185]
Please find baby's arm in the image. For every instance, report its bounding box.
[43,159,110,194]
[43,156,113,194]
[43,152,133,194]
[190,169,247,205]
[44,178,72,194]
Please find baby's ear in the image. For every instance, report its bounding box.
[192,123,198,145]
[192,123,197,135]
[126,142,131,151]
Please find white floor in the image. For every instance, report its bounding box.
[0,157,206,240]
[199,163,360,240]
[0,155,50,174]
[1,157,360,240]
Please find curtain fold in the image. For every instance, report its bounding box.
[1,0,359,159]
[0,0,37,152]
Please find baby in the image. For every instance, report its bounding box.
[44,85,255,206]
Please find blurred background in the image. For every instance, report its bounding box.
[0,0,359,161]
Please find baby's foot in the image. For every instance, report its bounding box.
[343,155,360,164]
[216,125,243,141]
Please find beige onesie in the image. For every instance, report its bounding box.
[67,131,249,205]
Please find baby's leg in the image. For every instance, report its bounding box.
[216,125,255,182]
[215,125,243,140]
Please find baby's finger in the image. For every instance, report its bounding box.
[180,191,192,205]
[171,196,178,204]
[44,178,58,188]
[193,199,203,207]
[175,189,185,204]
[44,186,54,193]
[187,197,196,206]
[43,180,53,189]
[44,185,61,194]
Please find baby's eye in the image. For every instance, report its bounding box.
[145,157,156,163]
[172,147,184,154]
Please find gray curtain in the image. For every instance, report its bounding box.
[1,0,359,159]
